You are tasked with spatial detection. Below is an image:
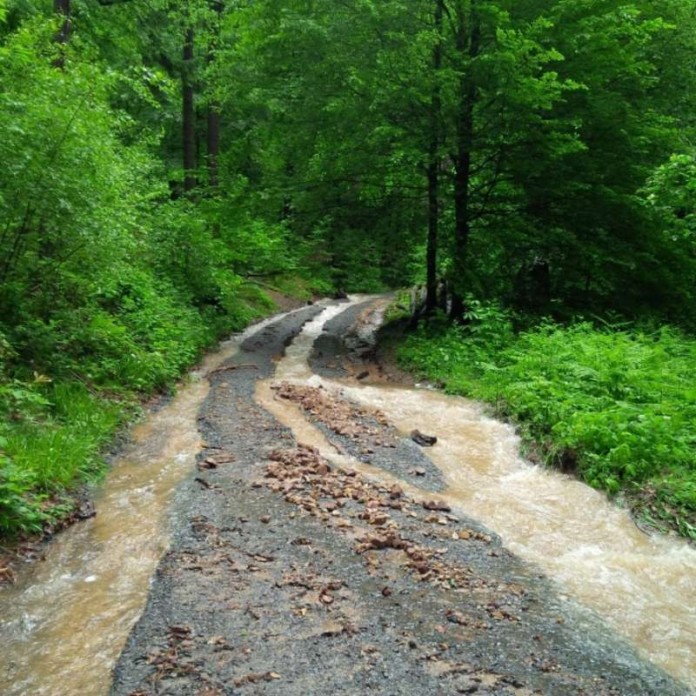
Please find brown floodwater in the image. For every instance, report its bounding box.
[0,309,304,696]
[1,297,694,694]
[257,297,696,692]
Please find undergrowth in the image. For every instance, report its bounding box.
[0,280,284,538]
[397,300,696,540]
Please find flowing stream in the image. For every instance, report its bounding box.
[257,297,696,692]
[1,298,694,694]
[0,310,302,696]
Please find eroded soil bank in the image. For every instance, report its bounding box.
[110,298,690,696]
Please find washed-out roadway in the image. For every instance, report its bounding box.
[111,300,688,696]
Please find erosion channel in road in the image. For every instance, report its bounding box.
[261,296,696,692]
[107,295,693,695]
[2,297,692,695]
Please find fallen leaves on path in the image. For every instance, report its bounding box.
[233,671,281,687]
[261,444,490,592]
[198,452,236,470]
[272,382,391,441]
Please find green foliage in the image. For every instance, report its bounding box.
[0,381,126,534]
[0,7,300,537]
[2,0,696,538]
[0,454,45,535]
[642,152,696,251]
[6,383,124,492]
[504,0,694,322]
[399,306,696,538]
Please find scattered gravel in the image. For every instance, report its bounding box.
[272,381,447,493]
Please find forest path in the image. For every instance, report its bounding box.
[110,297,690,696]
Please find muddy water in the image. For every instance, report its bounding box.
[259,297,696,692]
[0,311,301,696]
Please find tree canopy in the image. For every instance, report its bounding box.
[1,0,695,334]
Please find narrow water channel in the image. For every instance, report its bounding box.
[0,310,302,696]
[257,297,696,692]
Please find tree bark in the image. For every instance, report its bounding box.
[52,0,71,68]
[183,26,197,193]
[425,0,443,316]
[207,0,223,195]
[450,1,480,322]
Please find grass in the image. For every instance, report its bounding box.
[397,302,696,540]
[0,280,300,538]
[0,382,132,536]
[7,384,124,493]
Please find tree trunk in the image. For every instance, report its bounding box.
[425,0,443,316]
[450,2,480,322]
[207,0,223,196]
[52,0,71,68]
[183,26,197,193]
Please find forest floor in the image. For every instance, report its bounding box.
[110,299,688,696]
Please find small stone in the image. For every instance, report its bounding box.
[454,676,479,693]
[411,430,438,447]
[422,500,452,512]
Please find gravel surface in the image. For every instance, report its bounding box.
[271,382,448,494]
[309,298,377,378]
[110,302,689,696]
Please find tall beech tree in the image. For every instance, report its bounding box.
[182,22,196,193]
[425,0,443,315]
[206,0,223,192]
[449,0,481,320]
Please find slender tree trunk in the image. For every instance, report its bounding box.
[183,26,197,193]
[207,0,223,196]
[0,206,32,284]
[450,1,480,322]
[52,0,71,68]
[425,0,443,316]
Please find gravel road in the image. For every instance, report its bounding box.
[110,300,688,696]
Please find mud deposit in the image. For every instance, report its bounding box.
[111,300,688,696]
